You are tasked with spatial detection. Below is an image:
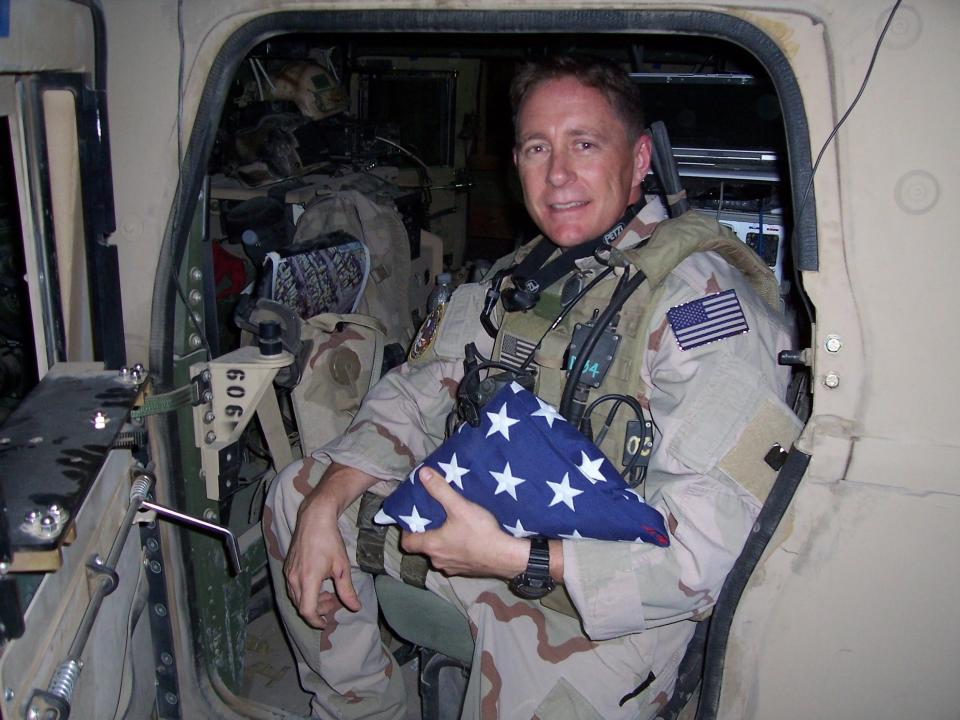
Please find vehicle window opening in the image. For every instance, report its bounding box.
[0,117,38,424]
[203,32,805,352]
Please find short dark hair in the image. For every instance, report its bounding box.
[510,55,646,144]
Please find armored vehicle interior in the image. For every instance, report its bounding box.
[199,32,806,717]
[0,15,816,720]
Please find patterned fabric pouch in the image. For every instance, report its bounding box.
[261,237,370,320]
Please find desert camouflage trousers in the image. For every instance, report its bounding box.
[264,456,690,720]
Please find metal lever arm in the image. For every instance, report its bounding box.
[25,471,242,720]
[139,500,241,575]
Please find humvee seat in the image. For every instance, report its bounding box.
[374,575,474,666]
[375,575,473,718]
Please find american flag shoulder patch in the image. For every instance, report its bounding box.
[499,332,538,370]
[667,288,749,351]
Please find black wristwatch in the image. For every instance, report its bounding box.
[508,536,556,599]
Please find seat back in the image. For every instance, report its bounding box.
[374,575,475,667]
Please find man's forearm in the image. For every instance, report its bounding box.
[299,461,381,520]
[493,537,566,583]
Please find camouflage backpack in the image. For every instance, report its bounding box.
[291,312,387,453]
[286,190,414,453]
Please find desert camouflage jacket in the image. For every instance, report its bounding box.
[320,205,800,641]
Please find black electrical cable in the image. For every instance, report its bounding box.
[559,269,647,420]
[460,357,530,393]
[450,356,534,434]
[593,398,624,447]
[795,0,903,228]
[788,0,904,332]
[690,10,905,718]
[456,265,615,435]
[582,394,646,436]
[177,0,185,167]
[518,267,615,372]
[581,393,649,483]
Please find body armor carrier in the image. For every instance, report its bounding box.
[492,211,780,472]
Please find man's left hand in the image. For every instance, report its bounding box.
[400,466,528,579]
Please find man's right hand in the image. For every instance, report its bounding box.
[282,463,375,628]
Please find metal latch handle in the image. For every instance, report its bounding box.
[24,471,241,719]
[139,499,241,575]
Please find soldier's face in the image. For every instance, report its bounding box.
[513,77,651,248]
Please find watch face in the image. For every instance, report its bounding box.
[508,574,556,600]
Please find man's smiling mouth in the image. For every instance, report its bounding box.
[550,201,588,210]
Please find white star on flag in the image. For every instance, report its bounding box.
[559,529,584,540]
[486,402,520,440]
[489,462,526,500]
[502,518,538,538]
[437,453,469,490]
[577,451,607,484]
[546,473,584,511]
[399,505,432,533]
[531,397,564,427]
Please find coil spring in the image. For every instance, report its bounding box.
[130,475,152,501]
[112,429,147,449]
[48,660,81,700]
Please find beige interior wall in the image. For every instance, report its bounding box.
[43,89,94,360]
[102,0,184,366]
[0,0,92,73]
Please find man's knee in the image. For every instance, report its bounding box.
[263,455,329,561]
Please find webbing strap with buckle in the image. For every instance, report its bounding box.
[355,491,429,589]
[130,385,194,419]
[357,492,389,575]
[399,554,429,589]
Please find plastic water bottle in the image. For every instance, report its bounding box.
[426,272,453,314]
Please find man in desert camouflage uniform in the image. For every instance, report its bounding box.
[265,56,801,719]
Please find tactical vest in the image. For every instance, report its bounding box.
[492,211,780,474]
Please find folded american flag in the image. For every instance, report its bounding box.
[376,383,669,546]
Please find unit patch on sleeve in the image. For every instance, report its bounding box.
[667,288,749,351]
[410,304,444,361]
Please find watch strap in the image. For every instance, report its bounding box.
[509,536,556,599]
[527,535,551,577]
